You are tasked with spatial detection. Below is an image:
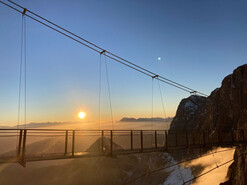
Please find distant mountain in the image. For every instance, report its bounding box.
[0,126,11,129]
[0,121,68,129]
[119,117,173,122]
[169,95,206,131]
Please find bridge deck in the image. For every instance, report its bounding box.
[0,129,246,167]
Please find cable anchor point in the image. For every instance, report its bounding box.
[190,91,197,95]
[100,50,106,55]
[152,75,159,79]
[22,8,27,16]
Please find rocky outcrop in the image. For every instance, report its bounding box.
[196,64,247,131]
[220,145,247,185]
[170,64,247,132]
[170,64,247,185]
[169,95,206,131]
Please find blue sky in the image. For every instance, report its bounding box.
[0,0,247,125]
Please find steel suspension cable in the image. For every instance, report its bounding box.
[1,0,208,97]
[183,149,247,184]
[98,54,102,130]
[104,55,114,130]
[157,80,167,119]
[177,164,185,184]
[150,78,154,148]
[105,51,208,96]
[210,149,219,168]
[7,0,104,52]
[16,13,24,149]
[151,78,154,130]
[0,1,101,53]
[7,0,198,95]
[124,147,235,185]
[24,14,27,129]
[7,0,208,97]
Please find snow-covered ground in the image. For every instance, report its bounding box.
[163,147,235,185]
[164,163,193,185]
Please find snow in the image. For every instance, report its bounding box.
[184,101,198,111]
[164,165,193,185]
[162,153,193,185]
[184,101,195,108]
[163,147,235,185]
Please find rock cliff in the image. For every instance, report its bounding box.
[170,64,247,132]
[221,145,247,185]
[170,64,247,184]
[169,95,206,131]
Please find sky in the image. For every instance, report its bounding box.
[0,0,247,125]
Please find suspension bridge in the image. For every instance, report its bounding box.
[1,1,247,184]
[0,128,246,167]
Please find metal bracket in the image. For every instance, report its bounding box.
[17,129,27,167]
[190,91,197,94]
[22,8,27,16]
[152,75,159,79]
[100,50,106,55]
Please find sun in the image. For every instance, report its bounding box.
[78,111,86,119]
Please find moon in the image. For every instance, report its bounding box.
[78,111,86,119]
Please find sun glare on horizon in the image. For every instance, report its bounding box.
[78,111,86,119]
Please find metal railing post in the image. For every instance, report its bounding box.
[165,130,168,151]
[101,130,104,152]
[140,131,143,152]
[64,130,68,156]
[72,130,75,157]
[130,131,133,150]
[17,130,23,158]
[155,131,157,149]
[110,130,113,155]
[21,129,27,166]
